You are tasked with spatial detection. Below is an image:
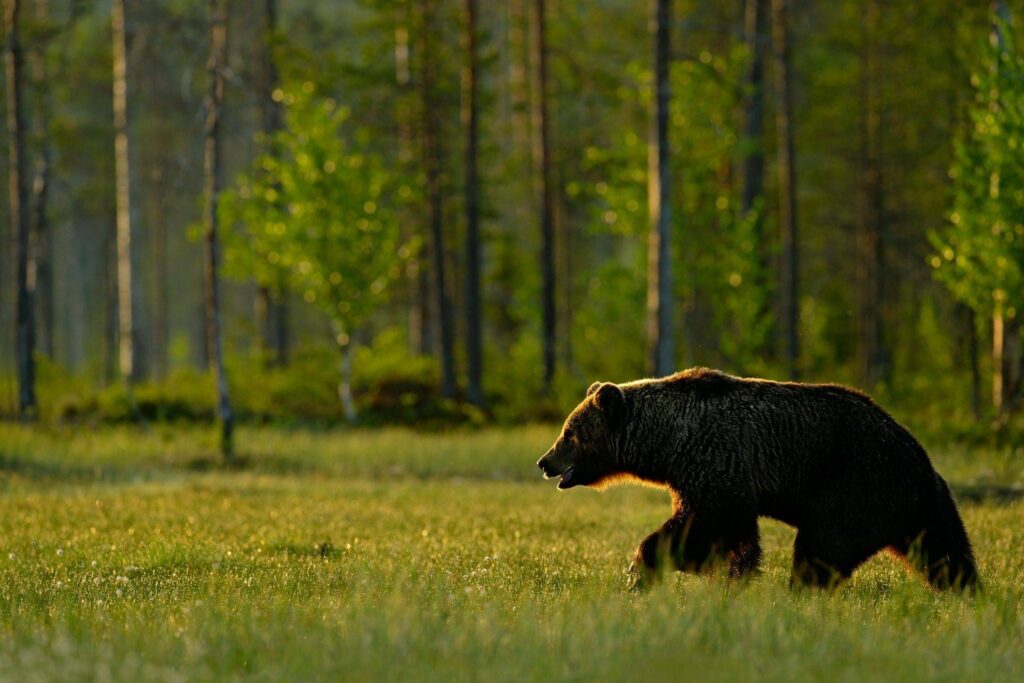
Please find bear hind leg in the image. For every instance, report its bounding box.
[899,524,978,591]
[891,537,976,592]
[890,480,979,591]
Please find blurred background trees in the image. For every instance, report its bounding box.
[2,0,1024,440]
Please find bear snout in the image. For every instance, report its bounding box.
[537,450,567,478]
[537,456,558,478]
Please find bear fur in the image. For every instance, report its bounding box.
[536,368,978,591]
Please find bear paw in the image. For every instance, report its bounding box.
[625,562,657,593]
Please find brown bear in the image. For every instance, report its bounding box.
[537,368,978,591]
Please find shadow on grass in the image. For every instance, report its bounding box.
[183,453,323,477]
[0,447,533,486]
[0,449,329,485]
[951,482,1024,506]
[0,453,119,483]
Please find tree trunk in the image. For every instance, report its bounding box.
[65,221,84,370]
[414,248,434,355]
[335,327,357,424]
[30,156,53,364]
[962,304,980,420]
[646,0,674,378]
[29,0,53,360]
[557,187,573,369]
[104,215,117,386]
[771,0,799,379]
[993,304,1021,415]
[741,0,769,345]
[203,0,234,463]
[531,0,556,389]
[255,284,288,367]
[856,0,889,389]
[463,0,484,407]
[420,0,457,399]
[993,308,1002,413]
[5,0,36,416]
[741,0,766,213]
[394,4,425,356]
[255,285,271,360]
[991,1,1017,415]
[273,296,288,365]
[258,0,288,367]
[261,0,282,149]
[150,166,168,380]
[1005,321,1021,410]
[112,0,139,384]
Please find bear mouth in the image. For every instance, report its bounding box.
[556,466,577,489]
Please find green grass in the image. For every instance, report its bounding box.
[0,423,1023,681]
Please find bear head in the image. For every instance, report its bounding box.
[537,381,626,489]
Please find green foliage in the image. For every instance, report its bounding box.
[714,201,773,372]
[1,426,1023,681]
[572,261,648,382]
[220,83,411,339]
[571,45,773,373]
[677,49,773,372]
[934,18,1024,320]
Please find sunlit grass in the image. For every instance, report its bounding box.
[0,424,1022,681]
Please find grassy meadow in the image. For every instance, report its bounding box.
[0,423,1023,681]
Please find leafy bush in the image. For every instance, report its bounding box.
[44,330,485,428]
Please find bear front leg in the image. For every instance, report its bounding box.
[627,512,761,591]
[727,524,762,579]
[626,515,691,592]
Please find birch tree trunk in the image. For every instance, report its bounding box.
[991,0,1020,414]
[112,0,138,384]
[771,0,800,379]
[334,325,357,424]
[463,0,484,407]
[203,0,234,462]
[5,0,36,416]
[646,0,674,378]
[993,304,1021,415]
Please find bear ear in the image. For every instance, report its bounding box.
[586,381,602,397]
[592,383,625,427]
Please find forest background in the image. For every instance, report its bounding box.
[3,0,1023,449]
